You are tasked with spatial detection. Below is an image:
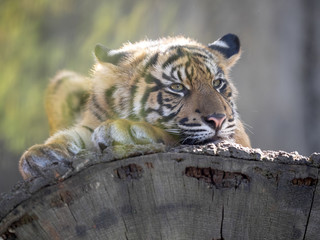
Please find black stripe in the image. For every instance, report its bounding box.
[128,114,139,121]
[157,92,163,105]
[164,99,181,112]
[52,77,67,93]
[162,48,185,68]
[145,73,165,86]
[140,74,166,117]
[191,66,194,79]
[144,53,159,70]
[105,86,118,117]
[181,122,202,127]
[184,46,214,58]
[90,108,104,121]
[128,77,140,120]
[92,94,105,114]
[130,84,138,98]
[158,104,183,122]
[162,54,181,68]
[170,65,178,78]
[184,129,207,133]
[162,73,175,82]
[75,132,86,149]
[179,117,201,127]
[179,117,188,124]
[82,125,94,133]
[216,67,224,76]
[205,65,212,74]
[162,73,174,82]
[185,60,192,81]
[145,92,175,116]
[145,101,182,124]
[196,65,206,75]
[184,46,216,59]
[183,46,204,52]
[192,52,209,60]
[140,86,161,117]
[163,104,173,109]
[177,70,182,81]
[105,86,117,104]
[130,84,137,110]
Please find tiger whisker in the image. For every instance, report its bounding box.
[242,121,254,135]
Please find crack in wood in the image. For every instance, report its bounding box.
[302,170,319,240]
[114,164,144,180]
[185,166,250,189]
[144,162,154,169]
[291,177,318,186]
[50,190,74,208]
[220,205,224,240]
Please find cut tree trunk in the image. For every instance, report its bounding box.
[0,143,319,240]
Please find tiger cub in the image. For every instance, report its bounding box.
[19,34,251,179]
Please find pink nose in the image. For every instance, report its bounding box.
[206,113,226,130]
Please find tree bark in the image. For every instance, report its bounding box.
[0,143,320,240]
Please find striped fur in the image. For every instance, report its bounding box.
[19,35,251,179]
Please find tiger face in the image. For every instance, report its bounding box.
[92,34,248,146]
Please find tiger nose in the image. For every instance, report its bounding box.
[206,113,226,130]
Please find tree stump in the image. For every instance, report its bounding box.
[1,143,320,240]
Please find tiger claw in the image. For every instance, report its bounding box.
[91,123,115,152]
[19,144,73,180]
[98,142,108,152]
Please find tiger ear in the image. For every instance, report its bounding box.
[94,44,126,65]
[208,33,241,68]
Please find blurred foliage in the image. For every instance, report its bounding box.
[0,0,180,153]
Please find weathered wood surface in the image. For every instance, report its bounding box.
[1,143,320,240]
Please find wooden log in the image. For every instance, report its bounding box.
[0,143,319,240]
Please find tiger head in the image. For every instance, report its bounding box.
[92,34,246,145]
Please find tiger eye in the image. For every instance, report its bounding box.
[212,79,223,88]
[170,83,184,92]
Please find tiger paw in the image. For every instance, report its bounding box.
[19,144,73,180]
[92,119,178,152]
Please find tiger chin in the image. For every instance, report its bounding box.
[19,34,251,180]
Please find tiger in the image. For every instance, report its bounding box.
[19,34,251,180]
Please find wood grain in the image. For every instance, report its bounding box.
[0,143,319,240]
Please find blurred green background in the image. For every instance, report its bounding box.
[1,0,319,193]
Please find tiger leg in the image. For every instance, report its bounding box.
[19,120,177,179]
[92,119,178,152]
[19,126,93,180]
